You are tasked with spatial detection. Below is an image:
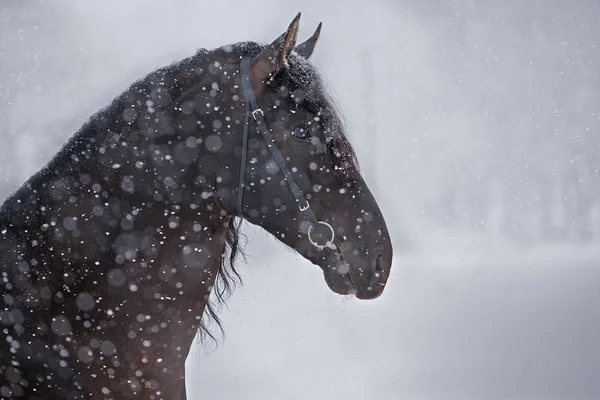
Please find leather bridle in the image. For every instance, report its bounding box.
[180,56,340,400]
[236,56,337,251]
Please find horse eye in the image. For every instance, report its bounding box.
[291,126,311,140]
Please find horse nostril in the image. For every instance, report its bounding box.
[374,253,384,277]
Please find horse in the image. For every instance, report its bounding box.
[0,13,393,399]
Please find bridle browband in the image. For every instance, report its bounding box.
[236,55,336,250]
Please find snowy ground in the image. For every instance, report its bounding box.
[2,1,599,399]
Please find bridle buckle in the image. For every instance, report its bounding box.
[299,201,310,212]
[251,108,264,121]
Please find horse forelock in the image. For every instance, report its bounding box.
[282,52,361,182]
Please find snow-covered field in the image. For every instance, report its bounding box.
[2,1,599,399]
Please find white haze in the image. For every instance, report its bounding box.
[1,1,599,399]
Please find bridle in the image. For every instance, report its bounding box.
[236,55,337,251]
[180,56,339,400]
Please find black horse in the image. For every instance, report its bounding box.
[0,13,393,399]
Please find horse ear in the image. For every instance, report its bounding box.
[295,22,322,59]
[251,12,301,84]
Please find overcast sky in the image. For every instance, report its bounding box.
[1,1,599,399]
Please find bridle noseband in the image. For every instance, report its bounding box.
[236,56,336,251]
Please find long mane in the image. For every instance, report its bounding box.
[200,218,244,344]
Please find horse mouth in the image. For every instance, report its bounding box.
[322,255,357,296]
[322,249,387,300]
[336,272,357,296]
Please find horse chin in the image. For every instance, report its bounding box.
[321,255,386,300]
[323,269,356,297]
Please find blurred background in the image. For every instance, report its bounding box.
[1,1,599,399]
